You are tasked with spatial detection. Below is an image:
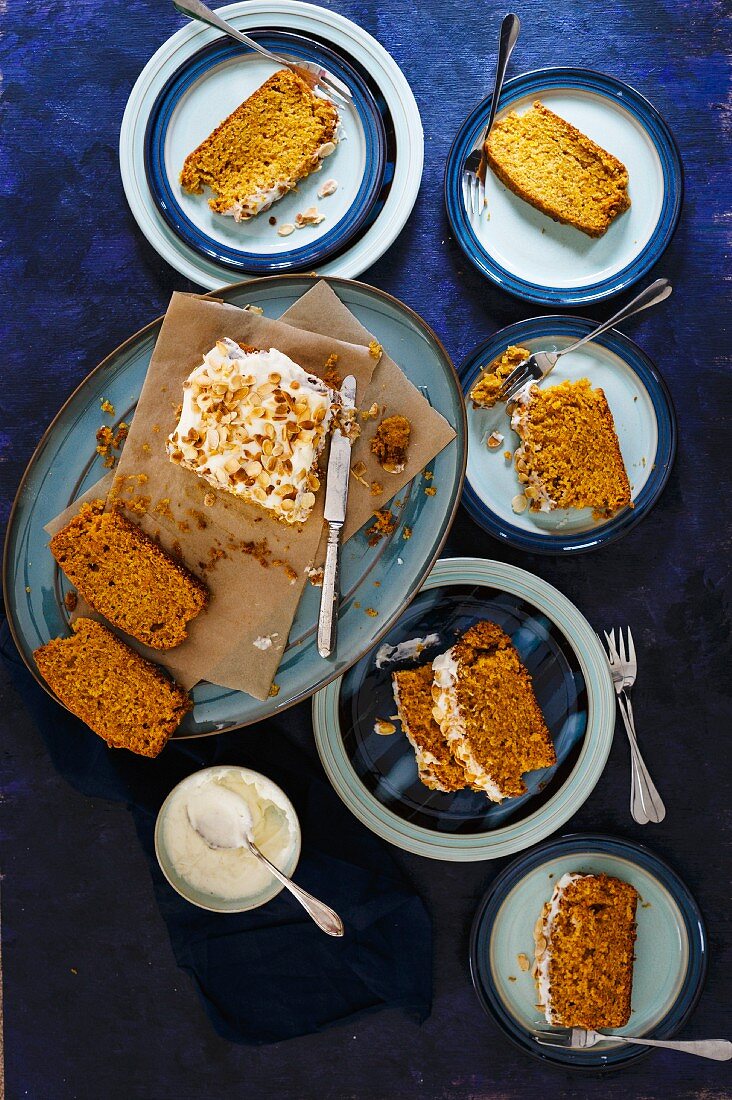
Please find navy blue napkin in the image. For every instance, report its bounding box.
[1,621,432,1044]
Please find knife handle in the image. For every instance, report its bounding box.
[317,525,342,658]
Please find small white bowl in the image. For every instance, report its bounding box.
[154,765,301,913]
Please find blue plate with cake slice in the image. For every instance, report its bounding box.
[460,316,676,554]
[470,834,708,1069]
[312,557,615,861]
[144,30,388,274]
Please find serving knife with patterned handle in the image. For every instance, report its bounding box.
[317,375,357,658]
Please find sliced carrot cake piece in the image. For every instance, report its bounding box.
[534,872,638,1028]
[469,345,531,410]
[34,618,191,757]
[431,621,555,802]
[485,101,630,237]
[50,501,208,649]
[392,663,470,792]
[180,69,339,221]
[510,378,631,518]
[167,338,336,525]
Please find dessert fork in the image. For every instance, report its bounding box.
[462,13,520,217]
[173,0,353,107]
[533,1029,732,1061]
[602,627,666,825]
[492,277,673,403]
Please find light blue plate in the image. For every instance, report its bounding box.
[445,68,683,306]
[144,31,389,273]
[461,316,676,554]
[470,834,707,1069]
[3,277,466,736]
[313,558,615,861]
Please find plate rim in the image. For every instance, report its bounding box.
[2,275,466,735]
[312,556,615,861]
[459,314,677,554]
[143,29,388,272]
[119,0,424,287]
[444,66,684,306]
[468,831,708,1070]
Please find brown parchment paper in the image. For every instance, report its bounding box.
[48,282,455,700]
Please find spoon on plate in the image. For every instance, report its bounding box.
[187,785,344,937]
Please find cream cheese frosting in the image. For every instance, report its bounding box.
[167,338,335,525]
[534,871,583,1023]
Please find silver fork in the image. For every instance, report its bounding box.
[533,1029,732,1061]
[492,278,673,403]
[603,627,665,825]
[462,14,520,218]
[173,0,353,107]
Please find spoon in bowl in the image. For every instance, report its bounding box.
[187,785,344,937]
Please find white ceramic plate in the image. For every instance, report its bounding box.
[121,0,423,287]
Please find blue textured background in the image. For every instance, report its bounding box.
[1,1,730,1097]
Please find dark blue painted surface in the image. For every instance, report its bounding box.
[1,1,730,1098]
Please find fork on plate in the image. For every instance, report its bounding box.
[174,0,353,106]
[533,1029,732,1061]
[489,277,673,403]
[602,626,666,825]
[462,14,520,217]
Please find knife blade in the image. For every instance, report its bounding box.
[318,375,356,658]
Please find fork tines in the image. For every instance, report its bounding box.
[463,172,485,217]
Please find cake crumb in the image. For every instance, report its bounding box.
[424,486,437,497]
[323,354,342,389]
[100,398,115,415]
[402,526,412,540]
[350,461,370,488]
[504,450,512,461]
[371,415,411,474]
[360,402,380,421]
[268,683,280,698]
[368,340,382,360]
[154,498,173,519]
[142,443,151,455]
[517,953,530,972]
[366,509,396,546]
[64,590,78,612]
[305,565,324,587]
[365,607,378,617]
[370,481,383,496]
[423,469,433,480]
[508,976,516,982]
[244,304,264,314]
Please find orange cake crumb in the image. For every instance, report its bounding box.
[371,415,411,473]
[469,345,530,409]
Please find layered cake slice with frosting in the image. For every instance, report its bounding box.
[534,872,638,1028]
[167,338,336,525]
[431,621,555,802]
[510,379,631,518]
[392,663,471,792]
[180,69,339,222]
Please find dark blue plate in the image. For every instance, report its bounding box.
[144,31,388,273]
[337,582,588,834]
[460,316,677,554]
[445,68,683,306]
[470,833,707,1070]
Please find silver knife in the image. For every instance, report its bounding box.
[317,375,357,658]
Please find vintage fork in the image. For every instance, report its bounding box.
[533,1029,732,1061]
[173,0,353,107]
[462,13,520,218]
[491,278,672,403]
[603,627,666,825]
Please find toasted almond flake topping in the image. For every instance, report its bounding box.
[517,953,530,972]
[277,223,295,236]
[512,493,528,514]
[318,178,338,198]
[374,718,397,736]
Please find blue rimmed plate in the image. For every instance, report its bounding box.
[470,833,707,1070]
[3,277,465,737]
[445,68,683,306]
[120,0,423,288]
[461,316,676,554]
[312,557,615,861]
[144,31,387,273]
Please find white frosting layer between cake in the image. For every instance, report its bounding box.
[430,648,506,802]
[167,338,334,524]
[535,871,584,1024]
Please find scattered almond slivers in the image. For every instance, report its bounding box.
[295,206,325,227]
[318,178,338,198]
[512,493,528,514]
[277,223,295,237]
[374,718,397,736]
[517,953,530,972]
